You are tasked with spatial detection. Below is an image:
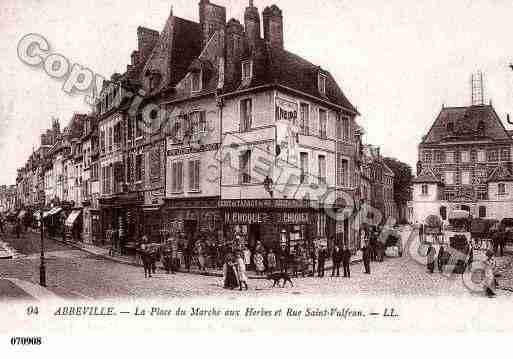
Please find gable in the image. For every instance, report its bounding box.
[422,105,510,144]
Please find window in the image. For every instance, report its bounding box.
[479,206,487,218]
[190,111,206,141]
[445,171,455,185]
[113,122,121,147]
[498,183,506,195]
[318,155,326,184]
[100,130,105,153]
[342,116,350,140]
[461,151,470,163]
[122,156,129,184]
[300,103,309,135]
[318,73,326,95]
[447,122,454,132]
[240,150,251,184]
[171,161,183,193]
[488,149,499,162]
[477,150,486,163]
[191,71,202,92]
[446,151,454,164]
[240,99,252,132]
[423,151,432,163]
[135,154,143,182]
[434,150,445,163]
[188,160,200,192]
[337,155,349,187]
[136,113,143,138]
[461,171,471,185]
[440,206,447,220]
[319,109,327,139]
[300,152,308,184]
[242,61,252,80]
[108,127,113,152]
[501,148,511,162]
[336,114,342,140]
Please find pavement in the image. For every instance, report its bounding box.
[1,225,512,300]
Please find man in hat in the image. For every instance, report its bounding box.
[317,246,327,277]
[162,238,174,274]
[362,241,372,274]
[426,242,436,274]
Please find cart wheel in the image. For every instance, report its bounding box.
[474,239,482,250]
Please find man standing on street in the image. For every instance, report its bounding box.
[427,242,436,274]
[342,244,351,278]
[362,242,371,274]
[318,246,327,277]
[331,245,342,277]
[309,245,317,277]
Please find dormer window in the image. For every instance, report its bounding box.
[318,73,327,95]
[242,60,253,81]
[447,122,454,132]
[191,70,202,93]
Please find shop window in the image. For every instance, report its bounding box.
[240,99,252,132]
[317,212,326,238]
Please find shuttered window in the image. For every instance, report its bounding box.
[188,160,200,192]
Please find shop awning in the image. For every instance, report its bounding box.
[65,210,82,227]
[17,210,27,219]
[43,207,62,219]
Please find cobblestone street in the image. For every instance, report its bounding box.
[1,229,512,300]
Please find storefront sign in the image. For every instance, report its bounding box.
[275,212,311,224]
[167,143,220,157]
[218,199,317,209]
[224,212,271,224]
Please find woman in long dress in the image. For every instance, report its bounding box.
[223,255,239,290]
[254,252,265,276]
[236,252,248,290]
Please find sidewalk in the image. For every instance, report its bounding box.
[46,233,364,279]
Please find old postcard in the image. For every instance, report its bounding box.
[1,0,513,351]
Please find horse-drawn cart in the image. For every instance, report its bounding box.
[470,218,498,250]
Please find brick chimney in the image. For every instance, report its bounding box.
[263,5,283,48]
[199,0,226,49]
[226,19,245,85]
[244,0,261,50]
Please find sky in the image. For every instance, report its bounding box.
[1,0,513,185]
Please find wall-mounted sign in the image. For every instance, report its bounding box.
[275,97,299,165]
[218,199,317,209]
[167,143,220,157]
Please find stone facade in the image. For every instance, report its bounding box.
[411,104,513,223]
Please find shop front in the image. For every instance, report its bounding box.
[64,209,83,242]
[219,199,318,255]
[99,192,144,250]
[162,197,222,246]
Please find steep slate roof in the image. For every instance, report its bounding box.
[413,167,441,184]
[224,39,357,113]
[487,165,513,183]
[421,105,510,144]
[142,15,202,95]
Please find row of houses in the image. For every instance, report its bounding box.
[11,0,398,252]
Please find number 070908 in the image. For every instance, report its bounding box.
[10,337,42,345]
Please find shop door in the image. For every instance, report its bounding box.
[184,220,197,245]
[248,224,260,249]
